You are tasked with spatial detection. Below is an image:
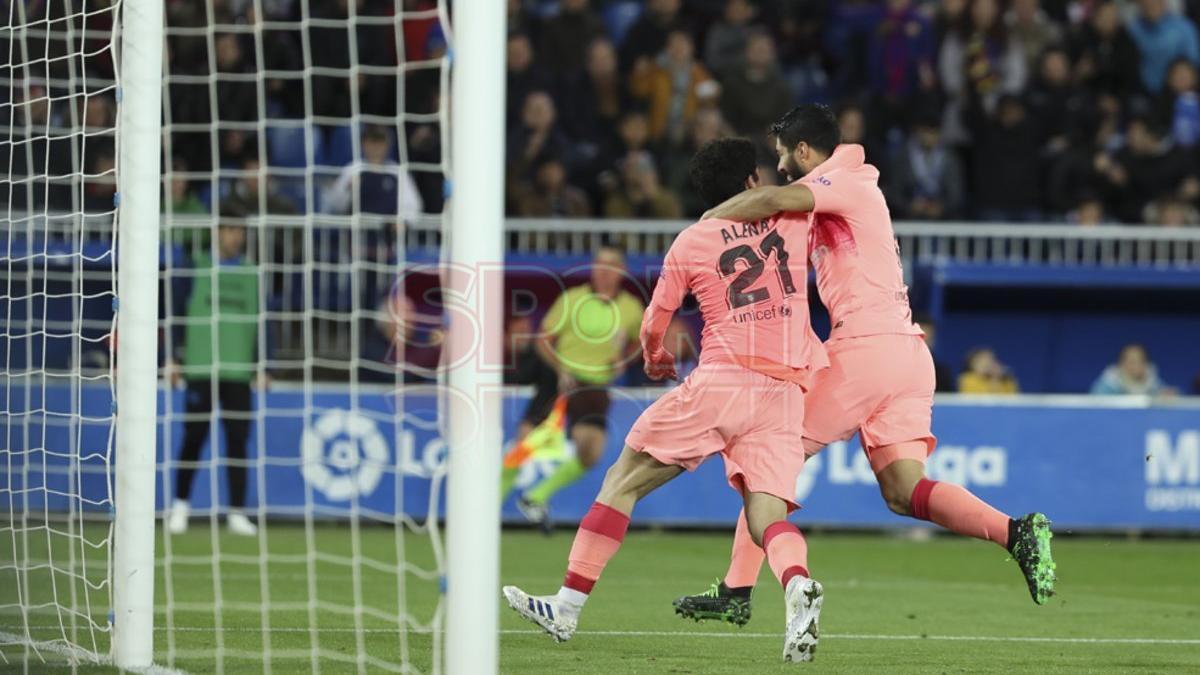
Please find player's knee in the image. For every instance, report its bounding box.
[880,481,913,516]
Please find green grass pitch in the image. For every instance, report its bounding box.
[3,525,1200,672]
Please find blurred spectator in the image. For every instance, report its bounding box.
[939,0,1027,141]
[603,151,682,219]
[507,33,553,125]
[1067,194,1110,225]
[719,30,792,138]
[230,158,296,216]
[915,315,955,392]
[558,39,628,158]
[967,94,1043,221]
[1007,0,1062,74]
[1145,196,1200,226]
[1069,0,1141,100]
[620,0,687,71]
[629,29,717,145]
[958,347,1019,394]
[539,0,605,76]
[1162,58,1200,147]
[1126,0,1200,93]
[1091,343,1175,395]
[323,125,424,222]
[506,91,570,193]
[376,290,444,383]
[1026,47,1083,155]
[661,108,732,217]
[213,31,257,122]
[887,113,965,220]
[84,151,118,213]
[868,0,937,110]
[705,0,757,75]
[167,158,207,216]
[1098,115,1198,222]
[515,156,592,218]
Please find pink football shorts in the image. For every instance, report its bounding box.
[625,363,806,506]
[802,333,937,465]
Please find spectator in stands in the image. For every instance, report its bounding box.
[939,0,1027,142]
[867,0,937,119]
[1098,115,1199,223]
[915,315,955,393]
[558,39,627,153]
[718,30,792,139]
[661,108,731,217]
[322,125,424,223]
[84,151,118,213]
[1069,0,1141,100]
[539,0,605,76]
[966,94,1043,221]
[887,112,965,220]
[514,156,592,218]
[1126,0,1200,94]
[214,31,257,122]
[1145,196,1200,226]
[1091,343,1175,396]
[1067,194,1110,225]
[603,150,682,219]
[376,289,444,383]
[230,157,296,216]
[705,0,757,76]
[1027,47,1083,157]
[629,29,717,146]
[166,206,265,537]
[507,91,571,207]
[167,158,206,216]
[1007,0,1061,75]
[1162,58,1200,148]
[619,0,687,71]
[507,33,553,126]
[958,347,1019,394]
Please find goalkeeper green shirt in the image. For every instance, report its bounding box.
[181,253,260,382]
[541,284,644,385]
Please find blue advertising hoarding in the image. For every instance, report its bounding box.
[3,384,1199,530]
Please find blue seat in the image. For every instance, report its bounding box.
[319,124,356,167]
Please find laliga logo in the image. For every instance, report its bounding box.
[301,409,389,501]
[795,441,1007,503]
[1144,430,1200,512]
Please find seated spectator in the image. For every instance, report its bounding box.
[939,0,1027,142]
[915,315,955,393]
[886,113,965,220]
[1099,115,1199,222]
[558,39,628,154]
[322,125,424,223]
[719,30,792,139]
[539,0,604,76]
[1145,196,1200,226]
[230,157,296,216]
[629,29,717,147]
[1162,58,1200,148]
[1027,47,1083,156]
[506,91,570,202]
[166,157,206,216]
[1068,0,1141,100]
[967,94,1043,221]
[705,0,756,76]
[661,108,731,217]
[506,33,552,126]
[619,0,687,71]
[603,151,682,219]
[1126,0,1200,94]
[958,347,1019,394]
[514,156,592,218]
[867,0,937,118]
[1091,343,1175,395]
[1007,0,1061,75]
[1067,195,1110,225]
[375,290,444,383]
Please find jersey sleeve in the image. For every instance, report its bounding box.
[804,171,863,217]
[640,240,690,355]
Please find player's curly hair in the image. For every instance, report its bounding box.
[770,104,841,155]
[688,137,758,209]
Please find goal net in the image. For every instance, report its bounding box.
[2,0,487,671]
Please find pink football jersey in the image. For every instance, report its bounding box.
[799,144,923,341]
[641,212,828,385]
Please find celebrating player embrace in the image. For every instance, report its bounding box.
[503,137,830,662]
[673,105,1057,628]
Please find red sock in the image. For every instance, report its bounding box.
[562,502,630,594]
[761,521,809,589]
[724,509,766,589]
[910,479,1010,548]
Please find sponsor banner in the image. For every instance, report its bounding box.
[6,386,1200,530]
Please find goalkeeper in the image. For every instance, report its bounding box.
[166,205,267,537]
[505,247,644,532]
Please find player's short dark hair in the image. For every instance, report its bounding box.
[769,104,841,156]
[688,137,758,208]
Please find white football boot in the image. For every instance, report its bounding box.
[502,586,578,642]
[167,499,190,535]
[227,511,258,536]
[782,575,823,663]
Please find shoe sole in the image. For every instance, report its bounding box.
[1028,514,1057,605]
[502,586,572,643]
[783,580,822,663]
[672,598,751,627]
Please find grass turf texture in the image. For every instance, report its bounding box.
[3,527,1199,673]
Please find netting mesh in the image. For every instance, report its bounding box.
[3,0,453,671]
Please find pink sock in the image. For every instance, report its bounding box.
[761,521,809,589]
[910,479,1010,548]
[723,509,766,589]
[562,502,630,594]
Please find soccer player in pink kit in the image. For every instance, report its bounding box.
[673,105,1056,627]
[504,138,830,662]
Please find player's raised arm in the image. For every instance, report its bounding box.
[640,245,689,380]
[702,183,815,222]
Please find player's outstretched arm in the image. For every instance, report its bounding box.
[702,184,815,222]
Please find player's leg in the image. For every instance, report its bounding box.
[518,387,609,530]
[220,379,257,536]
[501,359,559,500]
[502,445,682,641]
[169,379,214,534]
